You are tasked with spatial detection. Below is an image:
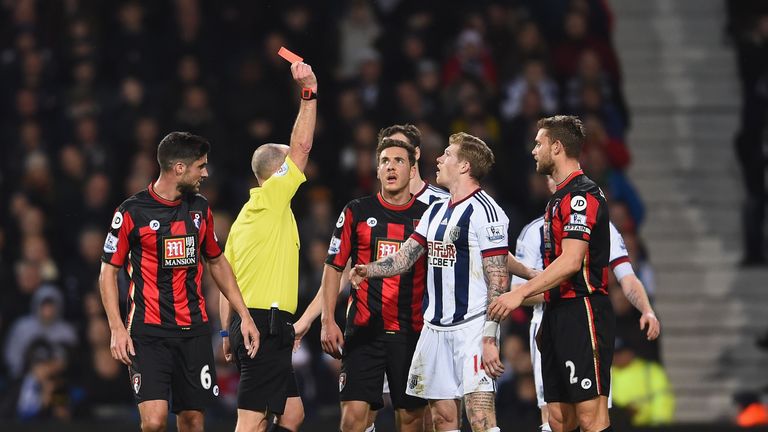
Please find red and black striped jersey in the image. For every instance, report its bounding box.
[326,193,429,339]
[543,170,610,304]
[101,185,222,337]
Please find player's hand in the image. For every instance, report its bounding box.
[640,311,661,340]
[222,336,233,363]
[488,289,524,321]
[349,264,368,290]
[320,320,345,359]
[110,325,135,366]
[291,62,317,92]
[292,317,310,353]
[240,316,260,358]
[482,337,505,379]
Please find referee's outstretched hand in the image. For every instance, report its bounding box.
[291,61,317,91]
[240,316,260,358]
[110,325,135,366]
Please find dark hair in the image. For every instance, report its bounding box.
[156,132,210,171]
[376,138,417,166]
[449,132,494,180]
[536,115,585,158]
[377,124,421,148]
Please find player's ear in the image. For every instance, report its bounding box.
[174,161,186,176]
[409,164,416,179]
[414,146,421,161]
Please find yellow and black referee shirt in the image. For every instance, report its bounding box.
[225,156,305,313]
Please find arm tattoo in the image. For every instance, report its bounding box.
[483,254,509,307]
[367,238,425,278]
[464,391,496,430]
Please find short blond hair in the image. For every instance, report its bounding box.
[449,132,494,180]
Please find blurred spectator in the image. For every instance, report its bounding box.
[611,339,675,426]
[500,59,558,120]
[551,11,621,83]
[442,29,498,88]
[729,6,768,265]
[4,286,77,379]
[338,0,380,79]
[582,145,645,227]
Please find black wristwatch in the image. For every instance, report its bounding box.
[301,88,317,100]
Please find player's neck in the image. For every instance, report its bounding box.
[409,176,426,195]
[153,175,182,201]
[551,160,582,186]
[449,178,480,203]
[380,187,412,206]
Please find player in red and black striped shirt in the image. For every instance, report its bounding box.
[490,115,615,432]
[99,132,258,431]
[304,138,430,431]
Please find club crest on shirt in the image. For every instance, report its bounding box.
[447,226,461,243]
[162,235,198,268]
[189,211,202,230]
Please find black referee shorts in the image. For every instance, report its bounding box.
[128,333,218,413]
[540,295,615,404]
[340,330,426,411]
[230,309,299,415]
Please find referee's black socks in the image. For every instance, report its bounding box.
[268,425,293,432]
[568,427,612,432]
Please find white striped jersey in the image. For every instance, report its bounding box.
[511,217,633,324]
[410,189,509,326]
[414,181,450,206]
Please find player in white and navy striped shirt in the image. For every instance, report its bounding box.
[351,132,537,432]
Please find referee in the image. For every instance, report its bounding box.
[219,61,317,432]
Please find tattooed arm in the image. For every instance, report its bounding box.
[481,254,509,379]
[350,238,425,286]
[484,254,510,308]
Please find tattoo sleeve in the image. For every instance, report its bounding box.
[366,238,425,278]
[483,254,509,305]
[464,391,496,430]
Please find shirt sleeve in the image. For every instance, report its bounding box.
[474,206,509,258]
[325,204,356,271]
[101,206,134,267]
[559,191,602,242]
[609,222,631,269]
[510,225,543,285]
[260,155,307,210]
[202,206,223,259]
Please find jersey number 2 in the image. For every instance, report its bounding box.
[565,360,578,384]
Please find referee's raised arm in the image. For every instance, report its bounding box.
[287,61,317,173]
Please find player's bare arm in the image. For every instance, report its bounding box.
[481,254,509,378]
[319,265,346,359]
[464,391,498,431]
[99,262,135,366]
[288,62,317,172]
[350,238,425,286]
[619,273,661,340]
[488,238,587,321]
[506,251,540,280]
[294,264,347,352]
[207,254,260,358]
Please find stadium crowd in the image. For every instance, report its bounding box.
[0,0,664,426]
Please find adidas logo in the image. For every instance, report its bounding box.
[479,376,490,384]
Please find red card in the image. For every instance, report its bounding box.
[278,47,303,63]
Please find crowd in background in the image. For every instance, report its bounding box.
[0,0,662,426]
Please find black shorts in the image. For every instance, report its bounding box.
[230,309,299,415]
[128,333,218,413]
[340,330,427,411]
[540,295,615,404]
